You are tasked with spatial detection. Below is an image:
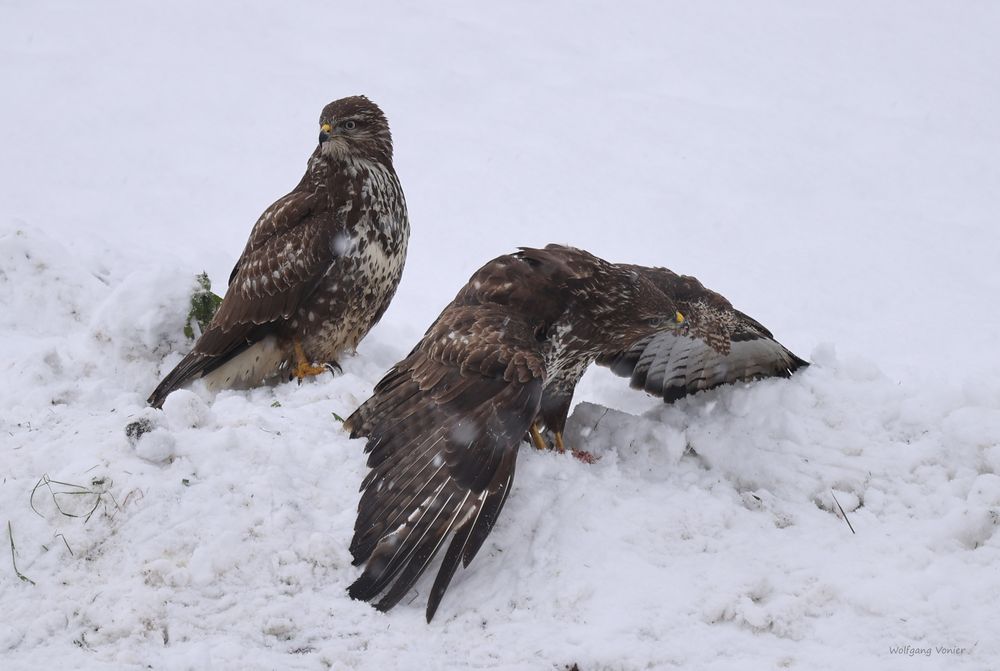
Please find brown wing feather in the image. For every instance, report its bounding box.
[200,191,331,354]
[598,264,808,402]
[148,190,335,408]
[345,303,545,622]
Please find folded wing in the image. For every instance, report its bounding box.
[148,191,333,407]
[345,305,545,621]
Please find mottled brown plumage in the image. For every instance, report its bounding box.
[345,244,807,621]
[149,96,409,409]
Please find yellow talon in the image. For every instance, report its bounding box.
[292,341,327,381]
[529,423,548,451]
[554,431,566,454]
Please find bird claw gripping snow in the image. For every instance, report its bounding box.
[291,341,330,383]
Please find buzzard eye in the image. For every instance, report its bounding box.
[343,120,357,130]
[646,317,663,327]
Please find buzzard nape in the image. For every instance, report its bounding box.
[345,244,808,621]
[148,95,409,409]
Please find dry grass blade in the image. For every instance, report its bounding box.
[8,520,36,585]
[29,474,115,523]
[42,532,75,557]
[831,491,856,535]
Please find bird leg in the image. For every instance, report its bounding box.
[553,431,566,454]
[529,423,548,451]
[291,340,328,383]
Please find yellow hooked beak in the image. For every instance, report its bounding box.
[319,122,332,144]
[675,311,685,324]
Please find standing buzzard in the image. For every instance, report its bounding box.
[345,244,807,621]
[149,96,409,409]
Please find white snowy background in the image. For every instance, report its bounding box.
[2,1,999,669]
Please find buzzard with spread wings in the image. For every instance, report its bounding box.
[345,244,807,621]
[149,96,408,408]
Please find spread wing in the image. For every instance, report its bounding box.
[149,189,335,407]
[345,304,545,622]
[598,264,808,402]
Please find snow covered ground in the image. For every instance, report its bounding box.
[2,1,999,669]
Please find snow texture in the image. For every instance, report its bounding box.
[2,2,999,669]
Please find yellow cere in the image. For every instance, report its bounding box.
[675,311,685,324]
[321,123,332,133]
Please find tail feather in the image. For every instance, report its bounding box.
[147,351,219,408]
[147,332,282,408]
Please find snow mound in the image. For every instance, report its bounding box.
[2,221,997,669]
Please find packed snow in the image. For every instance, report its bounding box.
[2,2,999,669]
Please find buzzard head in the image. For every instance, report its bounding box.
[587,271,688,349]
[317,95,394,164]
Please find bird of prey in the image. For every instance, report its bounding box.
[149,96,409,409]
[345,244,807,621]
